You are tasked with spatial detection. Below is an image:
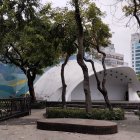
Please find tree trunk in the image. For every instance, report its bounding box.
[77,54,92,113]
[26,69,36,103]
[133,0,140,27]
[84,56,113,111]
[97,46,113,111]
[103,90,112,110]
[61,54,70,109]
[74,0,92,113]
[4,45,37,103]
[27,75,36,102]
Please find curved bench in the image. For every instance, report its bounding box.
[37,118,118,135]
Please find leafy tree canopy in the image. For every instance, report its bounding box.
[0,0,61,101]
[0,0,59,74]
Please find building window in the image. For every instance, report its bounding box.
[136,68,140,71]
[135,57,140,60]
[136,60,140,64]
[136,64,140,67]
[136,53,140,56]
[135,50,140,53]
[136,46,140,49]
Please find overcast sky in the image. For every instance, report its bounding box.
[41,0,140,66]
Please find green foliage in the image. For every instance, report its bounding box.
[134,110,140,116]
[52,1,112,58]
[0,0,61,101]
[72,0,112,52]
[50,8,77,57]
[84,11,111,49]
[31,101,46,109]
[137,73,140,81]
[46,108,124,120]
[47,108,87,118]
[123,5,134,16]
[0,0,60,73]
[122,0,140,27]
[122,0,140,17]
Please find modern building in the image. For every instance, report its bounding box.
[95,44,128,67]
[131,33,140,74]
[34,57,140,102]
[102,44,127,67]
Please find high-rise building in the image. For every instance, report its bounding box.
[131,33,140,74]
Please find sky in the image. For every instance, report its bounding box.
[41,0,140,66]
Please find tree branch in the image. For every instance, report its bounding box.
[133,0,140,27]
[83,56,102,93]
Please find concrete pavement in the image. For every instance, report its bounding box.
[0,109,140,140]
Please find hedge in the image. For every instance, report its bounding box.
[46,108,124,120]
[31,101,46,109]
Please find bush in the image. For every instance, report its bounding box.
[134,110,140,116]
[46,108,124,120]
[31,101,46,109]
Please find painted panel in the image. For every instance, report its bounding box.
[0,63,28,98]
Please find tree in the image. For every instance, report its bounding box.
[50,8,77,108]
[54,0,112,111]
[52,0,113,111]
[121,0,140,76]
[137,73,140,80]
[70,0,112,110]
[60,13,77,108]
[84,22,113,110]
[73,0,92,113]
[0,0,59,102]
[82,3,113,110]
[123,0,140,27]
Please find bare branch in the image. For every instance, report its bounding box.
[133,0,140,27]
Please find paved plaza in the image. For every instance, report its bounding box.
[0,109,140,140]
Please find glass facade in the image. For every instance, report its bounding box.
[132,42,140,73]
[135,50,140,53]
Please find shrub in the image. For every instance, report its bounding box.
[46,107,124,120]
[46,108,86,118]
[31,101,46,109]
[134,110,140,116]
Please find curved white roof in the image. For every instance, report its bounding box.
[34,58,140,101]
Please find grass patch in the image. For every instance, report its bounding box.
[46,108,124,120]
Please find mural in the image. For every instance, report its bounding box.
[0,63,28,98]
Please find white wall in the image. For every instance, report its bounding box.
[35,58,140,102]
[128,83,140,101]
[71,72,128,101]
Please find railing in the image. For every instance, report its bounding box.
[0,97,31,121]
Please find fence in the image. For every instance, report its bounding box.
[0,97,31,121]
